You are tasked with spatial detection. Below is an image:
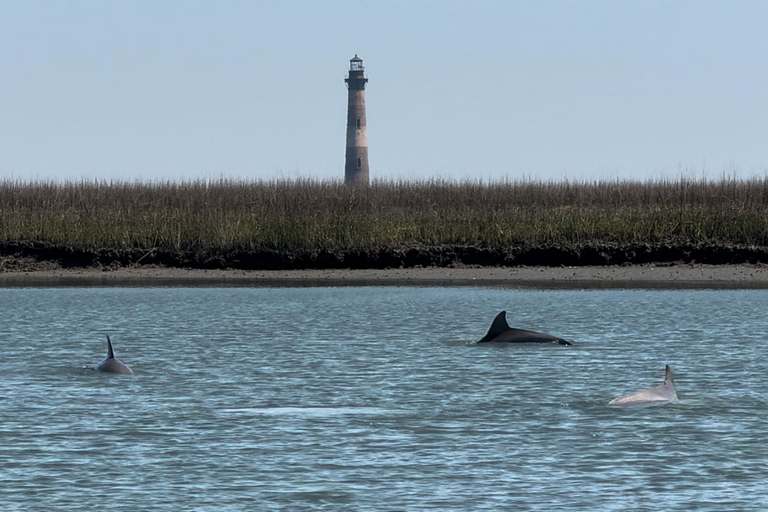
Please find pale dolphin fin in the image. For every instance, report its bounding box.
[106,335,115,359]
[664,364,674,386]
[478,311,511,343]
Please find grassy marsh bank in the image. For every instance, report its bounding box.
[2,178,768,270]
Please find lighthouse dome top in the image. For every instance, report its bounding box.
[349,54,364,71]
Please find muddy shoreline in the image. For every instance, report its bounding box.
[2,265,768,289]
[2,242,768,289]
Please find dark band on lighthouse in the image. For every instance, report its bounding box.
[344,55,369,185]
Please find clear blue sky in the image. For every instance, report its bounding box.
[2,1,767,182]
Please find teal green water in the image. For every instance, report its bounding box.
[1,286,767,510]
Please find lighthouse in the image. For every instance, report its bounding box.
[344,55,369,185]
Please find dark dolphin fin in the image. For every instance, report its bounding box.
[664,364,674,385]
[477,311,511,343]
[106,335,115,359]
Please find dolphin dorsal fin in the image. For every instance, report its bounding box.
[479,311,511,342]
[664,364,674,385]
[106,335,115,359]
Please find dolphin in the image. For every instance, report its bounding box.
[476,311,573,346]
[608,364,678,406]
[94,335,134,374]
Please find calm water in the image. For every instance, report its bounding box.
[1,285,768,511]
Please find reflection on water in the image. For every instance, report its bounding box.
[1,286,768,510]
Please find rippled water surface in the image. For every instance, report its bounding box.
[2,286,768,511]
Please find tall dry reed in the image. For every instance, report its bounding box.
[1,177,767,252]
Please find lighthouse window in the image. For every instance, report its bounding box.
[357,157,362,169]
[356,118,361,129]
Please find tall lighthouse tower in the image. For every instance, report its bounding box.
[344,55,369,185]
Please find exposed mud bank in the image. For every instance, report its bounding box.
[3,241,768,272]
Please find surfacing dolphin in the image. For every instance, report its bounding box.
[94,335,134,374]
[608,364,678,406]
[476,311,573,346]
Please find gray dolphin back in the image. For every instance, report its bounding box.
[477,311,512,343]
[476,311,573,345]
[95,335,133,374]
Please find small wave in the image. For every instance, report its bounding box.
[445,339,477,346]
[219,406,388,417]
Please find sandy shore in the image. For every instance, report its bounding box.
[1,264,768,288]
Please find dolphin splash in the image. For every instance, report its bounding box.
[609,364,678,406]
[476,311,573,346]
[94,335,134,374]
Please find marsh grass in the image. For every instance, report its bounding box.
[1,177,768,253]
